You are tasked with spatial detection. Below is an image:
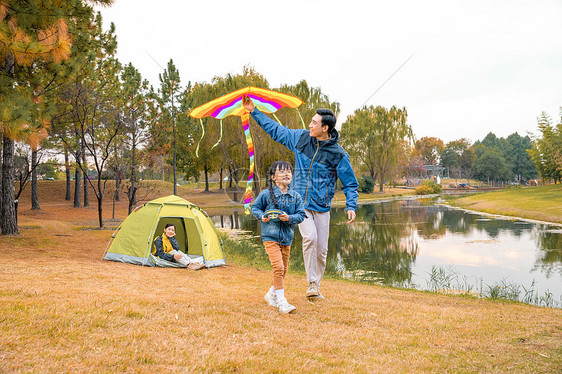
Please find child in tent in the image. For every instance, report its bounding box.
[251,161,306,313]
[153,223,205,270]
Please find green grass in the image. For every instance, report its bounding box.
[446,184,562,224]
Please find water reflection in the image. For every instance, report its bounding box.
[210,199,562,307]
[533,230,562,278]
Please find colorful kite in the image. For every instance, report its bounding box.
[189,86,304,214]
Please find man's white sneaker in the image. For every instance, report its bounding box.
[277,299,296,314]
[264,290,277,307]
[308,292,325,301]
[306,282,319,297]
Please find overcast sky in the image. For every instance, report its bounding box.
[97,0,562,143]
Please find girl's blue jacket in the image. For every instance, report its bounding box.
[251,108,359,213]
[251,185,306,245]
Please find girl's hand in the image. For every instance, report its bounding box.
[261,215,271,223]
[279,212,290,222]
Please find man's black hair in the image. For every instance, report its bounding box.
[165,223,175,229]
[316,108,337,132]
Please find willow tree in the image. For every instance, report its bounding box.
[278,79,340,177]
[528,111,562,183]
[341,106,413,192]
[182,69,268,195]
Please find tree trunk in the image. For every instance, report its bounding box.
[204,163,209,192]
[97,178,103,228]
[173,125,177,195]
[114,169,120,202]
[219,168,223,190]
[82,139,89,207]
[74,165,81,208]
[127,186,137,214]
[112,189,116,220]
[74,130,82,208]
[1,136,18,235]
[128,144,137,214]
[31,150,40,210]
[64,147,71,200]
[0,137,3,216]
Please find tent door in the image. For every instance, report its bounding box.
[153,217,203,256]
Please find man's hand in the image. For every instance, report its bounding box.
[261,215,271,223]
[173,253,182,261]
[279,212,290,222]
[242,95,255,112]
[347,210,356,224]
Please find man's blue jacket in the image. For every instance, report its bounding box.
[251,108,359,213]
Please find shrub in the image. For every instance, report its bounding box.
[415,179,442,195]
[359,175,376,193]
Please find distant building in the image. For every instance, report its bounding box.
[407,164,446,179]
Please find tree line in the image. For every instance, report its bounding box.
[339,105,550,191]
[1,3,558,236]
[0,4,340,234]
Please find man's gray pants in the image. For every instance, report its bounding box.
[298,209,331,284]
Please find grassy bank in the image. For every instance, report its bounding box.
[0,181,560,372]
[446,184,562,224]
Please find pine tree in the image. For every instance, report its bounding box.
[120,63,150,213]
[153,60,182,195]
[0,0,113,235]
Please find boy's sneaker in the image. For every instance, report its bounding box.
[264,290,277,307]
[306,282,319,297]
[187,262,205,270]
[277,299,296,314]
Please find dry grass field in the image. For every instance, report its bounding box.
[1,181,561,372]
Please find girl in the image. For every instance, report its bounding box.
[251,161,306,314]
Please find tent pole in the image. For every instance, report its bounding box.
[143,205,164,266]
[101,226,121,261]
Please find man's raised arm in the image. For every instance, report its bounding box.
[242,95,303,151]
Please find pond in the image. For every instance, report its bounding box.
[210,198,562,307]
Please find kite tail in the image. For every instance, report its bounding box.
[196,118,205,157]
[296,107,306,129]
[211,119,223,149]
[272,113,283,126]
[242,113,254,214]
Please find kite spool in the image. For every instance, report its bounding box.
[264,209,284,222]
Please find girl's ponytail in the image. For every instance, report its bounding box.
[268,177,278,210]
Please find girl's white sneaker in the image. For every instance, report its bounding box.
[264,290,278,307]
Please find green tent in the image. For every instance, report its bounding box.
[103,195,225,268]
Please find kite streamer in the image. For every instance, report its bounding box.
[189,87,304,214]
[241,113,254,212]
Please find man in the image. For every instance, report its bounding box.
[243,97,358,299]
[153,223,205,270]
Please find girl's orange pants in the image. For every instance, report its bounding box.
[264,241,291,290]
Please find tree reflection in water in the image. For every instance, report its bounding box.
[210,198,562,297]
[533,229,562,278]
